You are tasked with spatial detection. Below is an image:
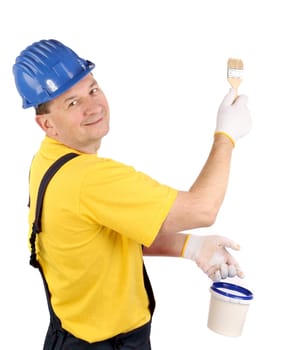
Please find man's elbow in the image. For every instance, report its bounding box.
[199,205,219,227]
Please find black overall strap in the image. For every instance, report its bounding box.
[30,153,79,268]
[29,153,79,334]
[143,262,156,315]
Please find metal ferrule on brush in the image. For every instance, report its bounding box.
[227,68,243,79]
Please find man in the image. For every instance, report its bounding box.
[13,39,251,349]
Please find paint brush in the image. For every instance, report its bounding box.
[227,58,243,99]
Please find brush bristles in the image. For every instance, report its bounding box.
[227,58,243,79]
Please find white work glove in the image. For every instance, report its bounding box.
[182,234,244,281]
[215,88,252,145]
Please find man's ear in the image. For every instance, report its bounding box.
[35,114,57,136]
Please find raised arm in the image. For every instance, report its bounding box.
[159,88,251,235]
[160,133,234,234]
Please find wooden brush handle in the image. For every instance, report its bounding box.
[227,77,242,99]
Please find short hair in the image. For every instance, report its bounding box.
[35,101,51,115]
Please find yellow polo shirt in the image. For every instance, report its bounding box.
[28,137,177,342]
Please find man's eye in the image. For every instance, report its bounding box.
[68,100,78,108]
[91,87,99,94]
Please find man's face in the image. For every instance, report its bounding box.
[38,73,110,153]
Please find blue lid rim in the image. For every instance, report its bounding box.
[211,282,253,300]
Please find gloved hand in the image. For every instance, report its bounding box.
[181,234,245,281]
[215,88,252,146]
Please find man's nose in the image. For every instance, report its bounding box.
[83,97,100,115]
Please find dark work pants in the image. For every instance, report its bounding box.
[43,320,152,350]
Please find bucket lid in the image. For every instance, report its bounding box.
[211,282,253,301]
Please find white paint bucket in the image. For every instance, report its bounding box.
[207,282,253,337]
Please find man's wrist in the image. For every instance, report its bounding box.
[180,234,191,257]
[214,132,235,148]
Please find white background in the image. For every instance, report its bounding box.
[1,0,290,348]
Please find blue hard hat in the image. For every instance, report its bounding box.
[13,39,95,108]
